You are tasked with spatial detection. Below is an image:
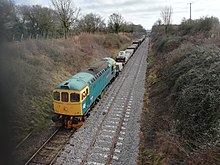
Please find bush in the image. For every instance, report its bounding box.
[164,46,220,90]
[153,36,182,54]
[175,70,220,143]
[164,45,220,149]
[142,18,220,165]
[179,17,219,35]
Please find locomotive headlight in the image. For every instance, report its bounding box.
[64,107,68,111]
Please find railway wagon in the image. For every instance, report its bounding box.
[116,62,123,76]
[124,49,132,60]
[127,44,138,53]
[116,55,128,66]
[52,57,116,128]
[132,40,141,46]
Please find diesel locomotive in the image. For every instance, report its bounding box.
[52,35,146,129]
[52,58,116,128]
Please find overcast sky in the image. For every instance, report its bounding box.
[14,0,220,30]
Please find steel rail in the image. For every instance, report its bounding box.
[80,39,147,165]
[24,128,74,165]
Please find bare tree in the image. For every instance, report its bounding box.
[78,13,106,33]
[18,5,59,39]
[161,6,173,34]
[51,0,80,39]
[161,6,173,25]
[154,18,162,26]
[108,13,124,33]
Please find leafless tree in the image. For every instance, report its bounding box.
[18,5,59,39]
[78,13,106,33]
[161,6,173,25]
[161,6,173,34]
[108,13,124,33]
[154,19,162,26]
[51,0,80,39]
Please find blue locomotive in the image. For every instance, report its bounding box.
[52,58,116,128]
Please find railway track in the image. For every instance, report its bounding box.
[25,128,75,165]
[53,39,148,165]
[81,39,146,165]
[24,43,141,165]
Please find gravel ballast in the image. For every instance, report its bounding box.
[54,39,148,165]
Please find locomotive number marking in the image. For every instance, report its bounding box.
[83,103,86,109]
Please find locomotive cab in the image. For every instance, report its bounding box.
[52,86,90,128]
[52,58,116,129]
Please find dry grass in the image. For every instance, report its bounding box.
[1,33,134,146]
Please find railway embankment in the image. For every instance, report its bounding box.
[0,33,136,164]
[13,35,147,165]
[139,17,220,164]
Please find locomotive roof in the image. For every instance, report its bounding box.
[55,58,115,91]
[55,72,94,91]
[102,57,116,65]
[85,60,109,76]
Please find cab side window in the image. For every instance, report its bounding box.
[82,92,86,100]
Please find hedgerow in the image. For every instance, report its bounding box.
[163,45,220,149]
[141,16,220,164]
[179,16,219,35]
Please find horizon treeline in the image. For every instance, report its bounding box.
[0,0,146,41]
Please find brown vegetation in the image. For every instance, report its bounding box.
[0,33,133,147]
[139,17,220,164]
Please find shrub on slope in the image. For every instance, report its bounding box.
[140,17,220,164]
[166,46,220,149]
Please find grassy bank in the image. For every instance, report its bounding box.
[0,33,134,145]
[140,17,220,164]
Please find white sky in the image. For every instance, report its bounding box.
[15,0,220,30]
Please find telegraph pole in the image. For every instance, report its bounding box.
[190,2,192,20]
[188,2,194,21]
